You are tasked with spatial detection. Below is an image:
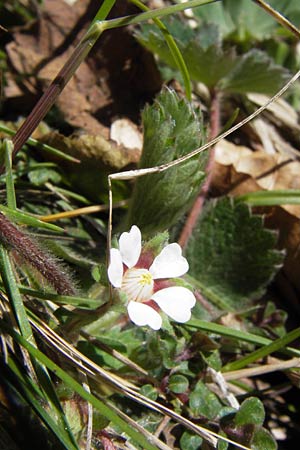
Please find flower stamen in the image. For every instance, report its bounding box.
[122,268,154,303]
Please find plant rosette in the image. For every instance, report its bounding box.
[108,225,196,330]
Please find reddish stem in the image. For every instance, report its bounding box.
[11,41,91,160]
[178,89,221,249]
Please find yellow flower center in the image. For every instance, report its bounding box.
[121,268,154,303]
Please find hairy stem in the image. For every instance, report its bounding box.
[0,213,76,295]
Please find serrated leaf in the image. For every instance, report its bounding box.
[136,19,289,95]
[136,18,193,67]
[183,25,237,88]
[194,0,299,42]
[185,198,284,310]
[235,398,265,426]
[219,49,290,95]
[222,0,277,41]
[193,2,236,37]
[126,88,207,234]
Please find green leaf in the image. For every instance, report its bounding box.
[235,398,265,426]
[194,0,300,42]
[219,49,290,95]
[183,24,237,88]
[238,189,300,206]
[222,0,277,41]
[185,198,284,310]
[251,427,277,450]
[0,319,159,450]
[193,2,236,37]
[136,20,236,88]
[136,19,289,94]
[180,430,203,450]
[168,374,189,394]
[189,381,222,419]
[28,166,62,186]
[140,384,158,401]
[0,205,63,232]
[126,88,207,234]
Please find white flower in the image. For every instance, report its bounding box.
[108,225,196,330]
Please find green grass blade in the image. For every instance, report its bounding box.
[19,286,101,309]
[186,319,300,358]
[237,189,300,206]
[6,356,79,450]
[0,205,64,232]
[101,0,218,30]
[3,139,17,209]
[0,124,80,163]
[0,318,159,450]
[130,0,191,99]
[91,0,117,24]
[0,245,77,446]
[223,327,300,372]
[0,246,34,342]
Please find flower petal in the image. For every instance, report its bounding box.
[127,301,162,330]
[149,243,189,279]
[107,248,123,287]
[151,286,196,323]
[119,225,142,268]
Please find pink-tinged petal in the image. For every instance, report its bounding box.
[119,225,142,268]
[149,243,189,279]
[127,301,162,330]
[151,286,196,323]
[107,248,123,287]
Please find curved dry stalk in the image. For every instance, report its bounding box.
[253,0,300,38]
[108,68,300,248]
[30,314,252,449]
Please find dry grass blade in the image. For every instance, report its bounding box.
[29,314,252,449]
[223,357,300,381]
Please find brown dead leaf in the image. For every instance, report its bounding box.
[248,93,300,135]
[213,139,300,217]
[39,130,141,201]
[5,0,161,135]
[110,118,143,150]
